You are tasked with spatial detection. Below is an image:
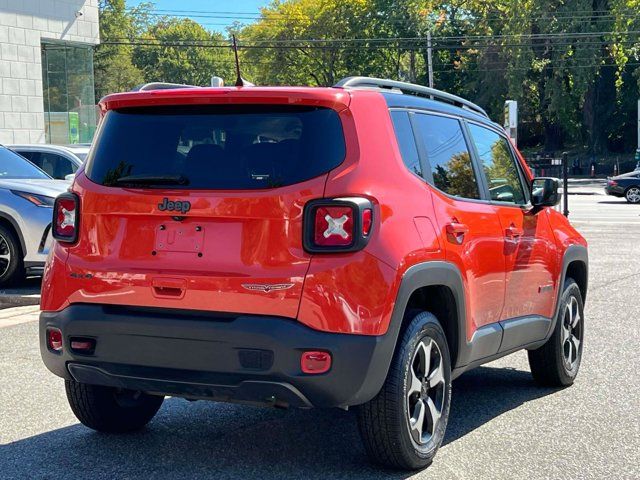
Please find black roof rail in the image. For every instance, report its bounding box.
[132,82,200,92]
[335,76,488,118]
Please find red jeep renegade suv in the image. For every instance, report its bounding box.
[40,77,588,470]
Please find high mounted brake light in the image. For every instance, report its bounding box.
[303,197,373,253]
[52,192,79,243]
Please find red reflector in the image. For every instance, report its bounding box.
[301,351,332,374]
[47,328,63,352]
[53,194,78,242]
[71,340,94,352]
[314,206,353,247]
[362,208,373,236]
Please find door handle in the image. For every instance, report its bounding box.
[505,224,524,238]
[445,221,469,244]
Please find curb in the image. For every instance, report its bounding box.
[0,293,41,309]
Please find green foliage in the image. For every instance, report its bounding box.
[132,19,235,86]
[94,0,640,155]
[94,0,146,98]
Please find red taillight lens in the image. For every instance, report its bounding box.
[304,198,374,253]
[53,193,79,243]
[314,206,354,247]
[362,208,373,236]
[47,328,63,352]
[301,351,332,374]
[608,180,618,186]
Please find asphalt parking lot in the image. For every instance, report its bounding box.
[1,181,638,479]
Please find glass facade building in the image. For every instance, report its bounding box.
[41,41,97,145]
[0,2,99,145]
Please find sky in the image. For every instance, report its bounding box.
[127,0,272,33]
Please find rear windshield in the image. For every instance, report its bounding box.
[85,105,346,189]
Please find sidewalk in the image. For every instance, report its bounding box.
[0,305,39,328]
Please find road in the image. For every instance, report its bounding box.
[1,185,639,479]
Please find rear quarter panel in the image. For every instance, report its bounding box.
[297,91,445,335]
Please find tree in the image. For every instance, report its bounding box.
[132,18,235,86]
[240,0,391,86]
[94,0,146,99]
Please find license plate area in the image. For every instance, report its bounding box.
[155,224,204,253]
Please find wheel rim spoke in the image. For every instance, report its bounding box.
[410,399,426,443]
[566,338,574,365]
[570,298,580,328]
[427,358,444,387]
[425,396,441,435]
[408,368,422,397]
[570,335,580,362]
[416,339,432,380]
[561,323,570,344]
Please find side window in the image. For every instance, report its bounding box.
[22,152,44,170]
[468,124,526,205]
[390,110,422,178]
[17,151,39,164]
[37,153,74,179]
[413,113,480,199]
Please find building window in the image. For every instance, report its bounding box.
[41,41,97,145]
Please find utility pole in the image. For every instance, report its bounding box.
[562,152,569,217]
[427,31,434,88]
[636,100,640,170]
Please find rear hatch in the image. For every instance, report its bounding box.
[66,93,348,318]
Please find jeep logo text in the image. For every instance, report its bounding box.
[158,198,191,214]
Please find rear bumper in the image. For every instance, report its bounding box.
[605,185,624,196]
[40,304,395,408]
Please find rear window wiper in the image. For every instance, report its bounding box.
[113,174,189,186]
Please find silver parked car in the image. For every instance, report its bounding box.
[0,146,69,285]
[9,144,87,180]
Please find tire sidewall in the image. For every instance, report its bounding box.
[553,281,585,382]
[397,312,452,462]
[0,225,23,286]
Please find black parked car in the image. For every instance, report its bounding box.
[605,171,640,203]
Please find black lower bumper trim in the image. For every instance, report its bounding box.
[40,304,397,408]
[68,363,313,408]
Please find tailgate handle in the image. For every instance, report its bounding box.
[152,278,186,299]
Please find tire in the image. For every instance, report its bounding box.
[65,380,164,433]
[357,311,452,470]
[528,278,584,387]
[0,224,24,287]
[625,186,640,204]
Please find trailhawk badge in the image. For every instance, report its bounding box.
[241,283,294,293]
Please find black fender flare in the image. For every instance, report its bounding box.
[544,244,589,342]
[357,261,468,404]
[0,211,26,256]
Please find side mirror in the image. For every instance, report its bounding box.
[531,177,560,207]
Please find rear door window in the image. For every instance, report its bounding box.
[413,113,480,200]
[85,105,346,189]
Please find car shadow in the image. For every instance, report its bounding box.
[1,366,559,479]
[596,200,631,205]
